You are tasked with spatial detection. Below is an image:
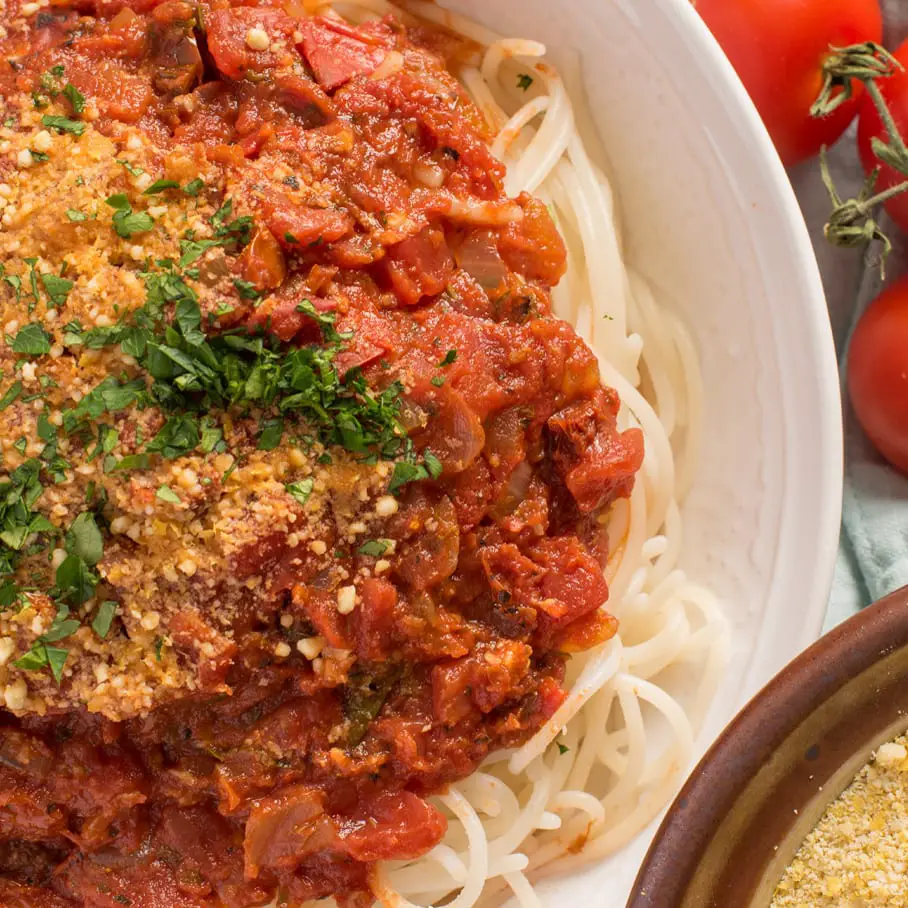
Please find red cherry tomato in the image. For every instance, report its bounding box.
[857,40,908,233]
[695,0,883,167]
[848,277,908,475]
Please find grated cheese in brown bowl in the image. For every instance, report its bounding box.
[773,733,908,906]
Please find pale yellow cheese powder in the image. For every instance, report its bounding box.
[773,734,908,907]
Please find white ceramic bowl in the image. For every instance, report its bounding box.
[440,0,843,903]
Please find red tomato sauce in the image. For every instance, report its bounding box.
[0,1,644,904]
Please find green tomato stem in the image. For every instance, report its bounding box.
[812,42,900,118]
[812,43,908,273]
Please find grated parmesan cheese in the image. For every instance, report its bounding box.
[0,113,400,720]
[773,732,908,906]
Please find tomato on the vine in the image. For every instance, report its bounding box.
[857,40,908,233]
[694,0,883,167]
[848,277,908,475]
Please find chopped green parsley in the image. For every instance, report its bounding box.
[41,114,85,136]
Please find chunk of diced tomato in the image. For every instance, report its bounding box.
[383,227,454,305]
[337,791,446,861]
[295,17,391,91]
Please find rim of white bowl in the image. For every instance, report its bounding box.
[653,0,844,712]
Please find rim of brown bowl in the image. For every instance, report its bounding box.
[626,584,908,908]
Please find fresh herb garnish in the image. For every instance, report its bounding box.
[3,271,22,302]
[233,278,261,301]
[143,179,179,195]
[74,277,408,463]
[0,460,53,580]
[198,417,224,454]
[285,478,314,506]
[257,417,284,450]
[210,198,253,245]
[20,511,104,628]
[23,258,40,304]
[344,667,403,746]
[423,450,443,479]
[40,65,64,93]
[144,414,200,460]
[41,114,85,136]
[11,323,52,355]
[386,451,442,492]
[105,194,154,239]
[54,554,96,605]
[15,620,72,682]
[387,461,422,493]
[178,198,252,265]
[40,273,73,307]
[106,453,151,473]
[357,538,392,557]
[86,424,119,461]
[156,484,181,504]
[62,82,85,114]
[92,600,117,638]
[295,299,343,342]
[62,377,145,434]
[115,159,145,177]
[0,382,22,411]
[65,511,103,566]
[177,240,214,267]
[36,412,55,443]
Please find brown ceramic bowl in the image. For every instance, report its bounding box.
[627,585,908,908]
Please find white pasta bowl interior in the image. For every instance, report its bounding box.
[423,0,843,903]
